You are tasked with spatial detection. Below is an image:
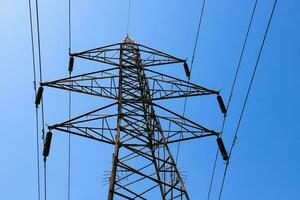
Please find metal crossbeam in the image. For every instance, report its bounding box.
[42,68,218,101]
[48,101,219,146]
[71,41,185,67]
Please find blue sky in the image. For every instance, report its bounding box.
[1,0,299,199]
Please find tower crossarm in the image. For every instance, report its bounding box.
[144,68,218,100]
[41,68,218,101]
[151,103,219,145]
[41,67,120,100]
[47,101,219,147]
[48,102,118,145]
[71,42,185,68]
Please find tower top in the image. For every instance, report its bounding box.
[69,37,187,68]
[123,35,135,44]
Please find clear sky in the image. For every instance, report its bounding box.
[1,0,299,199]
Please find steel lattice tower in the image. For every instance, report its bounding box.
[41,36,224,199]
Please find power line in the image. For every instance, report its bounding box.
[34,0,46,140]
[34,1,47,199]
[35,0,43,83]
[43,160,47,200]
[190,0,206,73]
[28,0,41,199]
[28,0,37,87]
[206,1,258,199]
[68,1,72,199]
[175,0,207,164]
[126,0,132,35]
[69,0,72,53]
[67,75,72,200]
[218,1,278,199]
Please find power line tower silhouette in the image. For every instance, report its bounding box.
[41,36,225,199]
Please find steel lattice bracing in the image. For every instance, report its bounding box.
[44,36,220,200]
[70,40,186,67]
[42,65,218,101]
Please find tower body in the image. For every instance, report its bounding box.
[107,37,189,199]
[43,36,220,200]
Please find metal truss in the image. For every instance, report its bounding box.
[41,66,218,101]
[49,102,219,146]
[44,36,220,200]
[70,40,186,67]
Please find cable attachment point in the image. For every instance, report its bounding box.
[183,62,191,78]
[217,95,227,115]
[68,56,74,73]
[216,137,229,161]
[35,86,44,106]
[43,131,53,161]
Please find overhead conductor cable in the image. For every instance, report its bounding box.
[176,0,207,164]
[207,1,259,199]
[218,1,278,199]
[67,1,73,199]
[28,0,41,199]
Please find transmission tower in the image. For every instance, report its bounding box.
[38,36,228,199]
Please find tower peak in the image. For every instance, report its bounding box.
[123,35,135,43]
